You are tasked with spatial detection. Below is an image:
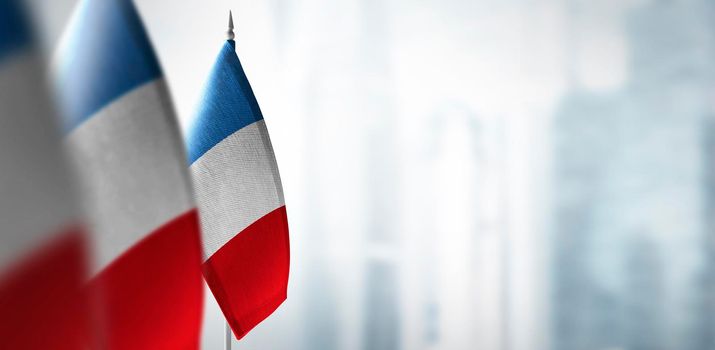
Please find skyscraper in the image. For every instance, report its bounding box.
[551,0,715,348]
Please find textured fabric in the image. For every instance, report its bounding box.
[187,39,289,340]
[191,120,284,260]
[203,206,289,339]
[0,52,78,268]
[0,0,30,63]
[0,228,90,350]
[0,5,89,347]
[54,0,203,348]
[66,79,193,273]
[91,210,203,350]
[54,0,162,132]
[186,41,264,164]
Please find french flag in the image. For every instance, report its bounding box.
[0,0,89,348]
[54,0,203,348]
[187,16,290,340]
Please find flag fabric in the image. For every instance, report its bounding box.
[187,38,290,339]
[0,0,90,348]
[54,0,203,348]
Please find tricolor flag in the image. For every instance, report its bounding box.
[187,14,290,340]
[54,0,203,348]
[0,0,89,348]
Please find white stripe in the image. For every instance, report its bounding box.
[0,51,78,271]
[66,79,193,274]
[191,120,285,261]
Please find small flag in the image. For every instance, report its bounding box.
[0,0,89,348]
[187,13,290,340]
[54,0,203,348]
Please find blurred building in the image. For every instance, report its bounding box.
[359,0,402,348]
[551,0,715,349]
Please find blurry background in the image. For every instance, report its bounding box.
[23,0,715,349]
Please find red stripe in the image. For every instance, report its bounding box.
[91,209,203,350]
[203,206,290,340]
[0,227,91,350]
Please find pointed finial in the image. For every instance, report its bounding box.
[227,11,235,40]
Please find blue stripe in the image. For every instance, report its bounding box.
[0,0,32,63]
[55,0,162,132]
[186,40,264,164]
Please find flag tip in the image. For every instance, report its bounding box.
[227,10,235,40]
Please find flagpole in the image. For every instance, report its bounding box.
[225,321,232,350]
[223,11,236,350]
[227,10,235,41]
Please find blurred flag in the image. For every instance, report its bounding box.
[53,0,203,348]
[0,0,90,348]
[186,16,290,340]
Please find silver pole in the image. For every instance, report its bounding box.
[224,12,235,350]
[225,321,232,350]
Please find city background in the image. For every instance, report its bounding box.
[25,0,715,348]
